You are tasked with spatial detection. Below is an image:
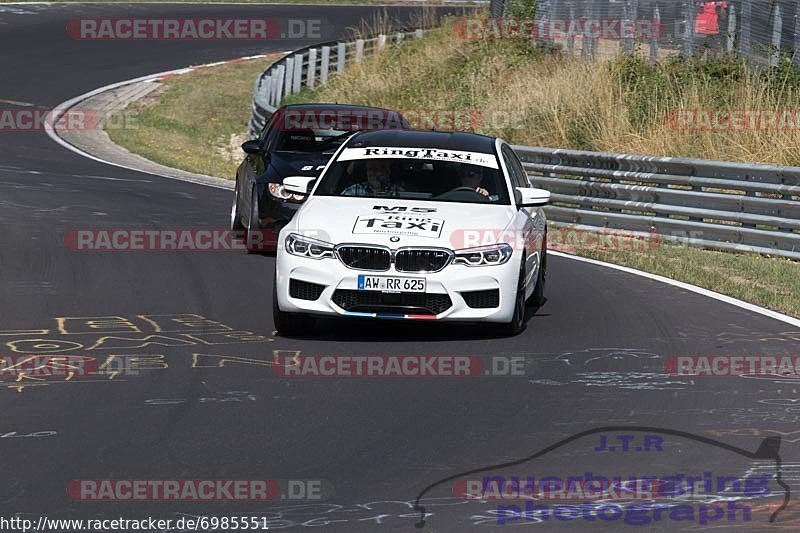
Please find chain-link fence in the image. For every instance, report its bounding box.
[487,0,800,65]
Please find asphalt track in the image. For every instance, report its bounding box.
[1,4,800,532]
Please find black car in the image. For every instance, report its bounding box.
[231,103,411,252]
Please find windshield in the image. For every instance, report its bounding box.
[274,129,353,154]
[314,147,510,204]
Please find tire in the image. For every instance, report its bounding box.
[498,258,527,337]
[230,180,245,231]
[246,187,262,254]
[530,239,547,308]
[272,273,316,336]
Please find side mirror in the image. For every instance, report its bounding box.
[283,176,317,195]
[241,140,263,155]
[515,187,550,207]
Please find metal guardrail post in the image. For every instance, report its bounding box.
[261,76,272,104]
[337,42,346,73]
[292,53,303,94]
[726,2,736,53]
[274,65,285,106]
[794,0,800,65]
[650,5,660,62]
[536,0,554,50]
[621,0,637,54]
[355,39,365,62]
[307,48,318,88]
[771,4,783,67]
[283,57,294,96]
[320,46,330,84]
[489,0,504,18]
[739,0,752,58]
[567,5,576,54]
[682,0,695,56]
[581,0,597,58]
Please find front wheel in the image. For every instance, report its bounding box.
[530,243,547,308]
[230,181,245,231]
[272,273,316,336]
[246,186,262,253]
[498,259,527,337]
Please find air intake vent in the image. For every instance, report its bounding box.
[289,279,325,301]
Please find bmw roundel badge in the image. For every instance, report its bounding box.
[390,236,400,243]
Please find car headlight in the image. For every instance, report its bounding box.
[285,233,335,259]
[452,244,513,266]
[268,183,305,202]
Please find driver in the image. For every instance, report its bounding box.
[342,160,403,196]
[458,165,490,197]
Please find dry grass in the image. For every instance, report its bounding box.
[289,21,800,166]
[107,56,281,179]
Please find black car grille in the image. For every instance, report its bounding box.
[336,246,391,271]
[289,279,325,301]
[332,289,452,315]
[461,289,500,309]
[394,249,452,273]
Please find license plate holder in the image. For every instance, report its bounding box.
[357,275,426,293]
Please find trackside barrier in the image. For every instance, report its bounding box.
[248,29,427,138]
[514,145,800,260]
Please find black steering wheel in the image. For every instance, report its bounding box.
[435,186,491,202]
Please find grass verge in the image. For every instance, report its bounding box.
[289,21,800,166]
[107,22,799,318]
[107,56,280,179]
[554,238,800,318]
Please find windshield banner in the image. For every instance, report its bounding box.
[337,147,499,169]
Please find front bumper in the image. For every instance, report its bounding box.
[275,249,520,322]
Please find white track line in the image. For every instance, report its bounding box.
[44,55,268,191]
[550,250,800,329]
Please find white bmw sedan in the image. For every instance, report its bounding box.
[272,130,550,336]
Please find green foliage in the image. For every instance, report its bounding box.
[507,0,537,19]
[609,52,800,130]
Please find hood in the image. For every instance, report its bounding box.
[292,197,517,250]
[269,152,331,178]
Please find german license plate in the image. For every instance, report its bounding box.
[357,275,426,293]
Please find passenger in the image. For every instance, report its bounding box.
[342,160,404,196]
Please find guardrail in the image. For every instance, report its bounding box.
[515,146,800,260]
[248,29,426,138]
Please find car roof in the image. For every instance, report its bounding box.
[278,103,403,115]
[345,129,498,153]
